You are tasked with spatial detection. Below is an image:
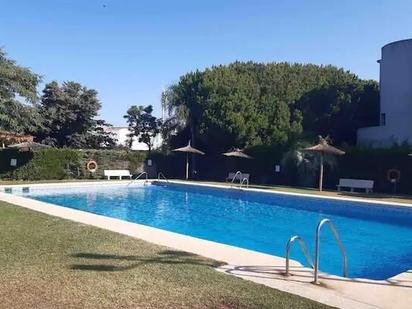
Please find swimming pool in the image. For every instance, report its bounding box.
[17,182,412,280]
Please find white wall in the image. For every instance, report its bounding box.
[105,127,163,151]
[357,39,412,147]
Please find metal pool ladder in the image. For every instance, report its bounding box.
[240,177,249,189]
[284,218,348,284]
[314,218,348,284]
[128,172,148,186]
[230,171,243,188]
[285,235,314,276]
[230,171,242,185]
[157,172,169,183]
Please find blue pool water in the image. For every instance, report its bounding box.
[19,183,412,280]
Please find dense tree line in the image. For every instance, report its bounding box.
[0,48,164,151]
[0,49,116,148]
[1,49,379,152]
[162,61,379,152]
[0,49,42,134]
[37,81,115,148]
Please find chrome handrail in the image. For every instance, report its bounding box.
[314,218,348,284]
[230,171,242,187]
[128,172,148,186]
[240,177,249,189]
[157,172,169,183]
[285,235,314,276]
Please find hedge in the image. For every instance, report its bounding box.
[80,149,147,178]
[152,147,412,194]
[336,148,412,194]
[0,148,148,181]
[1,146,411,195]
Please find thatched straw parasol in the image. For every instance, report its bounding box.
[222,148,253,159]
[172,140,205,180]
[303,136,345,191]
[7,141,51,152]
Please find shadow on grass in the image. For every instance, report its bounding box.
[69,250,223,272]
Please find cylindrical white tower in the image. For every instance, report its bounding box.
[380,39,412,131]
[358,39,412,147]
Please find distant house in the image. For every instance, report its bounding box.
[104,126,163,151]
[358,39,412,147]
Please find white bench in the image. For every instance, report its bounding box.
[104,170,132,180]
[226,172,250,182]
[337,178,374,193]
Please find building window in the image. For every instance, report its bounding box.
[380,113,386,126]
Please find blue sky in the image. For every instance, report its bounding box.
[1,0,411,125]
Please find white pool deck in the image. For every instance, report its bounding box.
[1,180,412,309]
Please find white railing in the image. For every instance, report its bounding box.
[128,172,148,186]
[157,172,169,183]
[285,235,314,276]
[230,171,243,188]
[240,177,249,189]
[314,219,348,284]
[284,218,348,284]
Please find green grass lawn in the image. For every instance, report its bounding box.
[0,202,330,309]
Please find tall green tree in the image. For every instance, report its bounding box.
[0,49,42,134]
[37,81,116,148]
[163,62,379,151]
[124,105,161,153]
[162,71,205,148]
[85,119,117,149]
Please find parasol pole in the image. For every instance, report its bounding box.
[185,152,189,180]
[319,153,324,191]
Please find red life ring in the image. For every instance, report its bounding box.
[387,168,400,183]
[86,160,98,173]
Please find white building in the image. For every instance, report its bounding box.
[105,126,163,151]
[357,39,412,147]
